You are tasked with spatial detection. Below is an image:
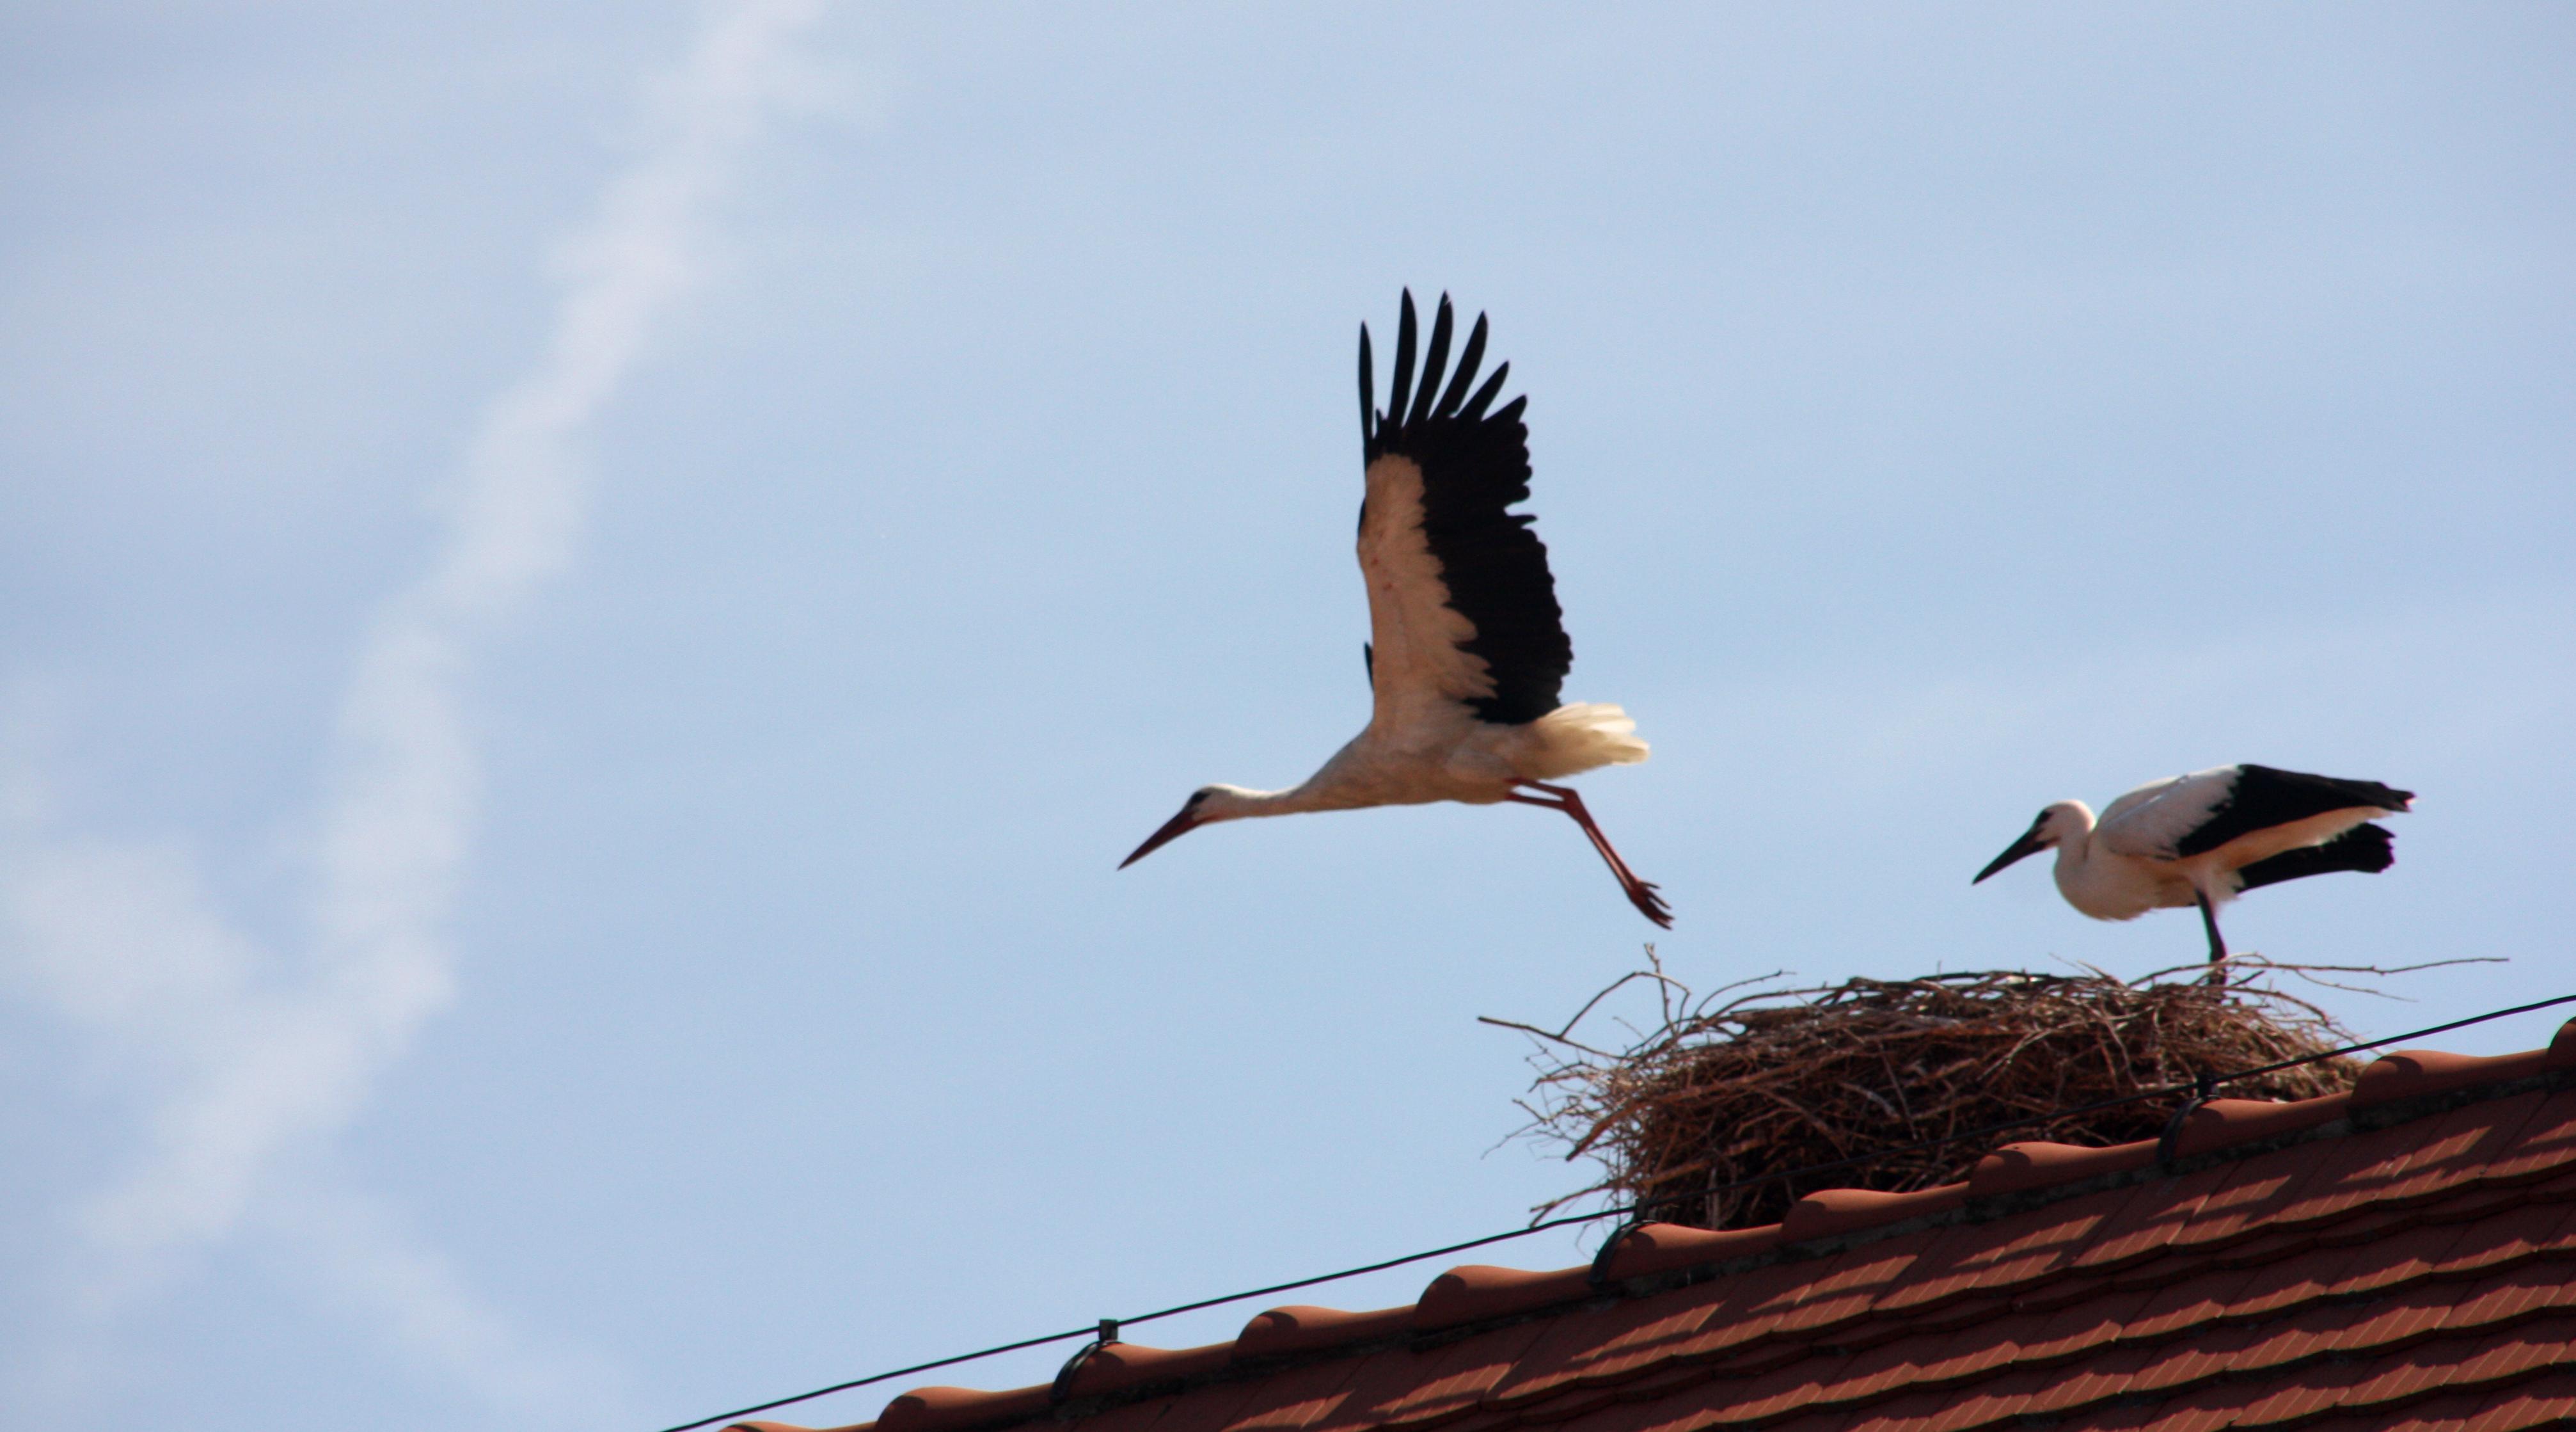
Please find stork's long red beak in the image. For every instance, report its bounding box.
[1119,807,1204,868]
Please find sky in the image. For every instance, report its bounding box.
[3,4,2572,1429]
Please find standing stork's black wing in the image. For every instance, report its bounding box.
[2172,765,2415,858]
[1354,290,1571,726]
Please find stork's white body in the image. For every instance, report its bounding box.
[1123,293,1667,925]
[1196,700,1646,819]
[1976,763,2414,970]
[2047,774,2392,921]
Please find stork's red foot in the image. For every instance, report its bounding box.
[1627,879,1674,929]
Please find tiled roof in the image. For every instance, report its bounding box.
[739,1024,2576,1432]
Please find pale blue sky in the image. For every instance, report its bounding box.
[4,5,2572,1429]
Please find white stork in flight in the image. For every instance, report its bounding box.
[1121,291,1669,927]
[1973,763,2413,971]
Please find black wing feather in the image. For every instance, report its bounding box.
[1409,298,1453,427]
[2175,765,2415,857]
[1434,315,1487,417]
[2235,822,2396,891]
[1357,325,1376,452]
[1460,362,1510,421]
[1359,290,1570,724]
[1386,294,1418,445]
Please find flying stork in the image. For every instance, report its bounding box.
[1121,291,1669,927]
[1973,763,2413,972]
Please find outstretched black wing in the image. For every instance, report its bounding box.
[2174,765,2415,858]
[1353,290,1571,727]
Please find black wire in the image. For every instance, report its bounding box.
[654,1328,1098,1432]
[2225,990,2576,1085]
[654,990,2576,1432]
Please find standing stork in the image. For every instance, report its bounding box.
[1973,763,2413,973]
[1121,291,1670,927]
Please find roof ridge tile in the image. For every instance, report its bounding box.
[2355,1046,2566,1109]
[1234,1305,1414,1362]
[1779,1184,1972,1245]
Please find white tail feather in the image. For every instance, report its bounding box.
[1522,702,1650,779]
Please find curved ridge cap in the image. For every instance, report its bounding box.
[2353,1044,2558,1108]
[1054,1339,1233,1401]
[1968,1138,2158,1196]
[1232,1302,1413,1361]
[876,1383,1052,1432]
[1780,1181,1971,1243]
[1603,1221,1783,1281]
[2163,1092,2353,1160]
[1414,1262,1597,1331]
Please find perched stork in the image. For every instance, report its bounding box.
[1973,763,2413,971]
[1121,291,1669,927]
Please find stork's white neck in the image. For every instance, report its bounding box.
[1195,783,1334,821]
[1197,760,1386,820]
[2042,802,2126,912]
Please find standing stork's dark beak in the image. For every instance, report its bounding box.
[1973,815,2053,884]
[1119,804,1205,869]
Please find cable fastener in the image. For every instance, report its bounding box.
[1049,1319,1120,1404]
[2156,1070,2222,1169]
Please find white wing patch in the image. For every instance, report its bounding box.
[1357,454,1496,728]
[2094,767,2235,861]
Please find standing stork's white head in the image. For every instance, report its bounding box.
[1119,784,1267,868]
[1972,800,2096,883]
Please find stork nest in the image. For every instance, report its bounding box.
[1490,957,2460,1231]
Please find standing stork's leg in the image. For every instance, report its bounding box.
[2195,891,2229,988]
[1508,781,1673,928]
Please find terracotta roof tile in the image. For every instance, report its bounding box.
[2461,1089,2576,1186]
[2442,1197,2576,1268]
[2166,1092,2352,1160]
[1964,1139,2155,1198]
[1416,1267,1599,1332]
[1648,1261,1819,1365]
[1237,1307,1414,1362]
[2231,1355,2382,1426]
[1326,1321,1554,1432]
[1777,1185,1969,1245]
[2296,1371,2576,1432]
[791,1022,2576,1432]
[2322,1314,2576,1411]
[2227,1218,2434,1318]
[1211,1354,1371,1432]
[1758,1242,1925,1341]
[2458,1369,2576,1432]
[1482,1295,1714,1409]
[2064,1163,2232,1273]
[2353,1047,2559,1108]
[2101,1381,2247,1432]
[1599,1225,1782,1285]
[2323,1090,2567,1216]
[1066,1397,1177,1432]
[1864,1192,2107,1314]
[2115,1262,2260,1342]
[1065,1344,1238,1403]
[2167,1143,2345,1253]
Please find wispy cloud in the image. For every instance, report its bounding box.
[1,0,834,1419]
